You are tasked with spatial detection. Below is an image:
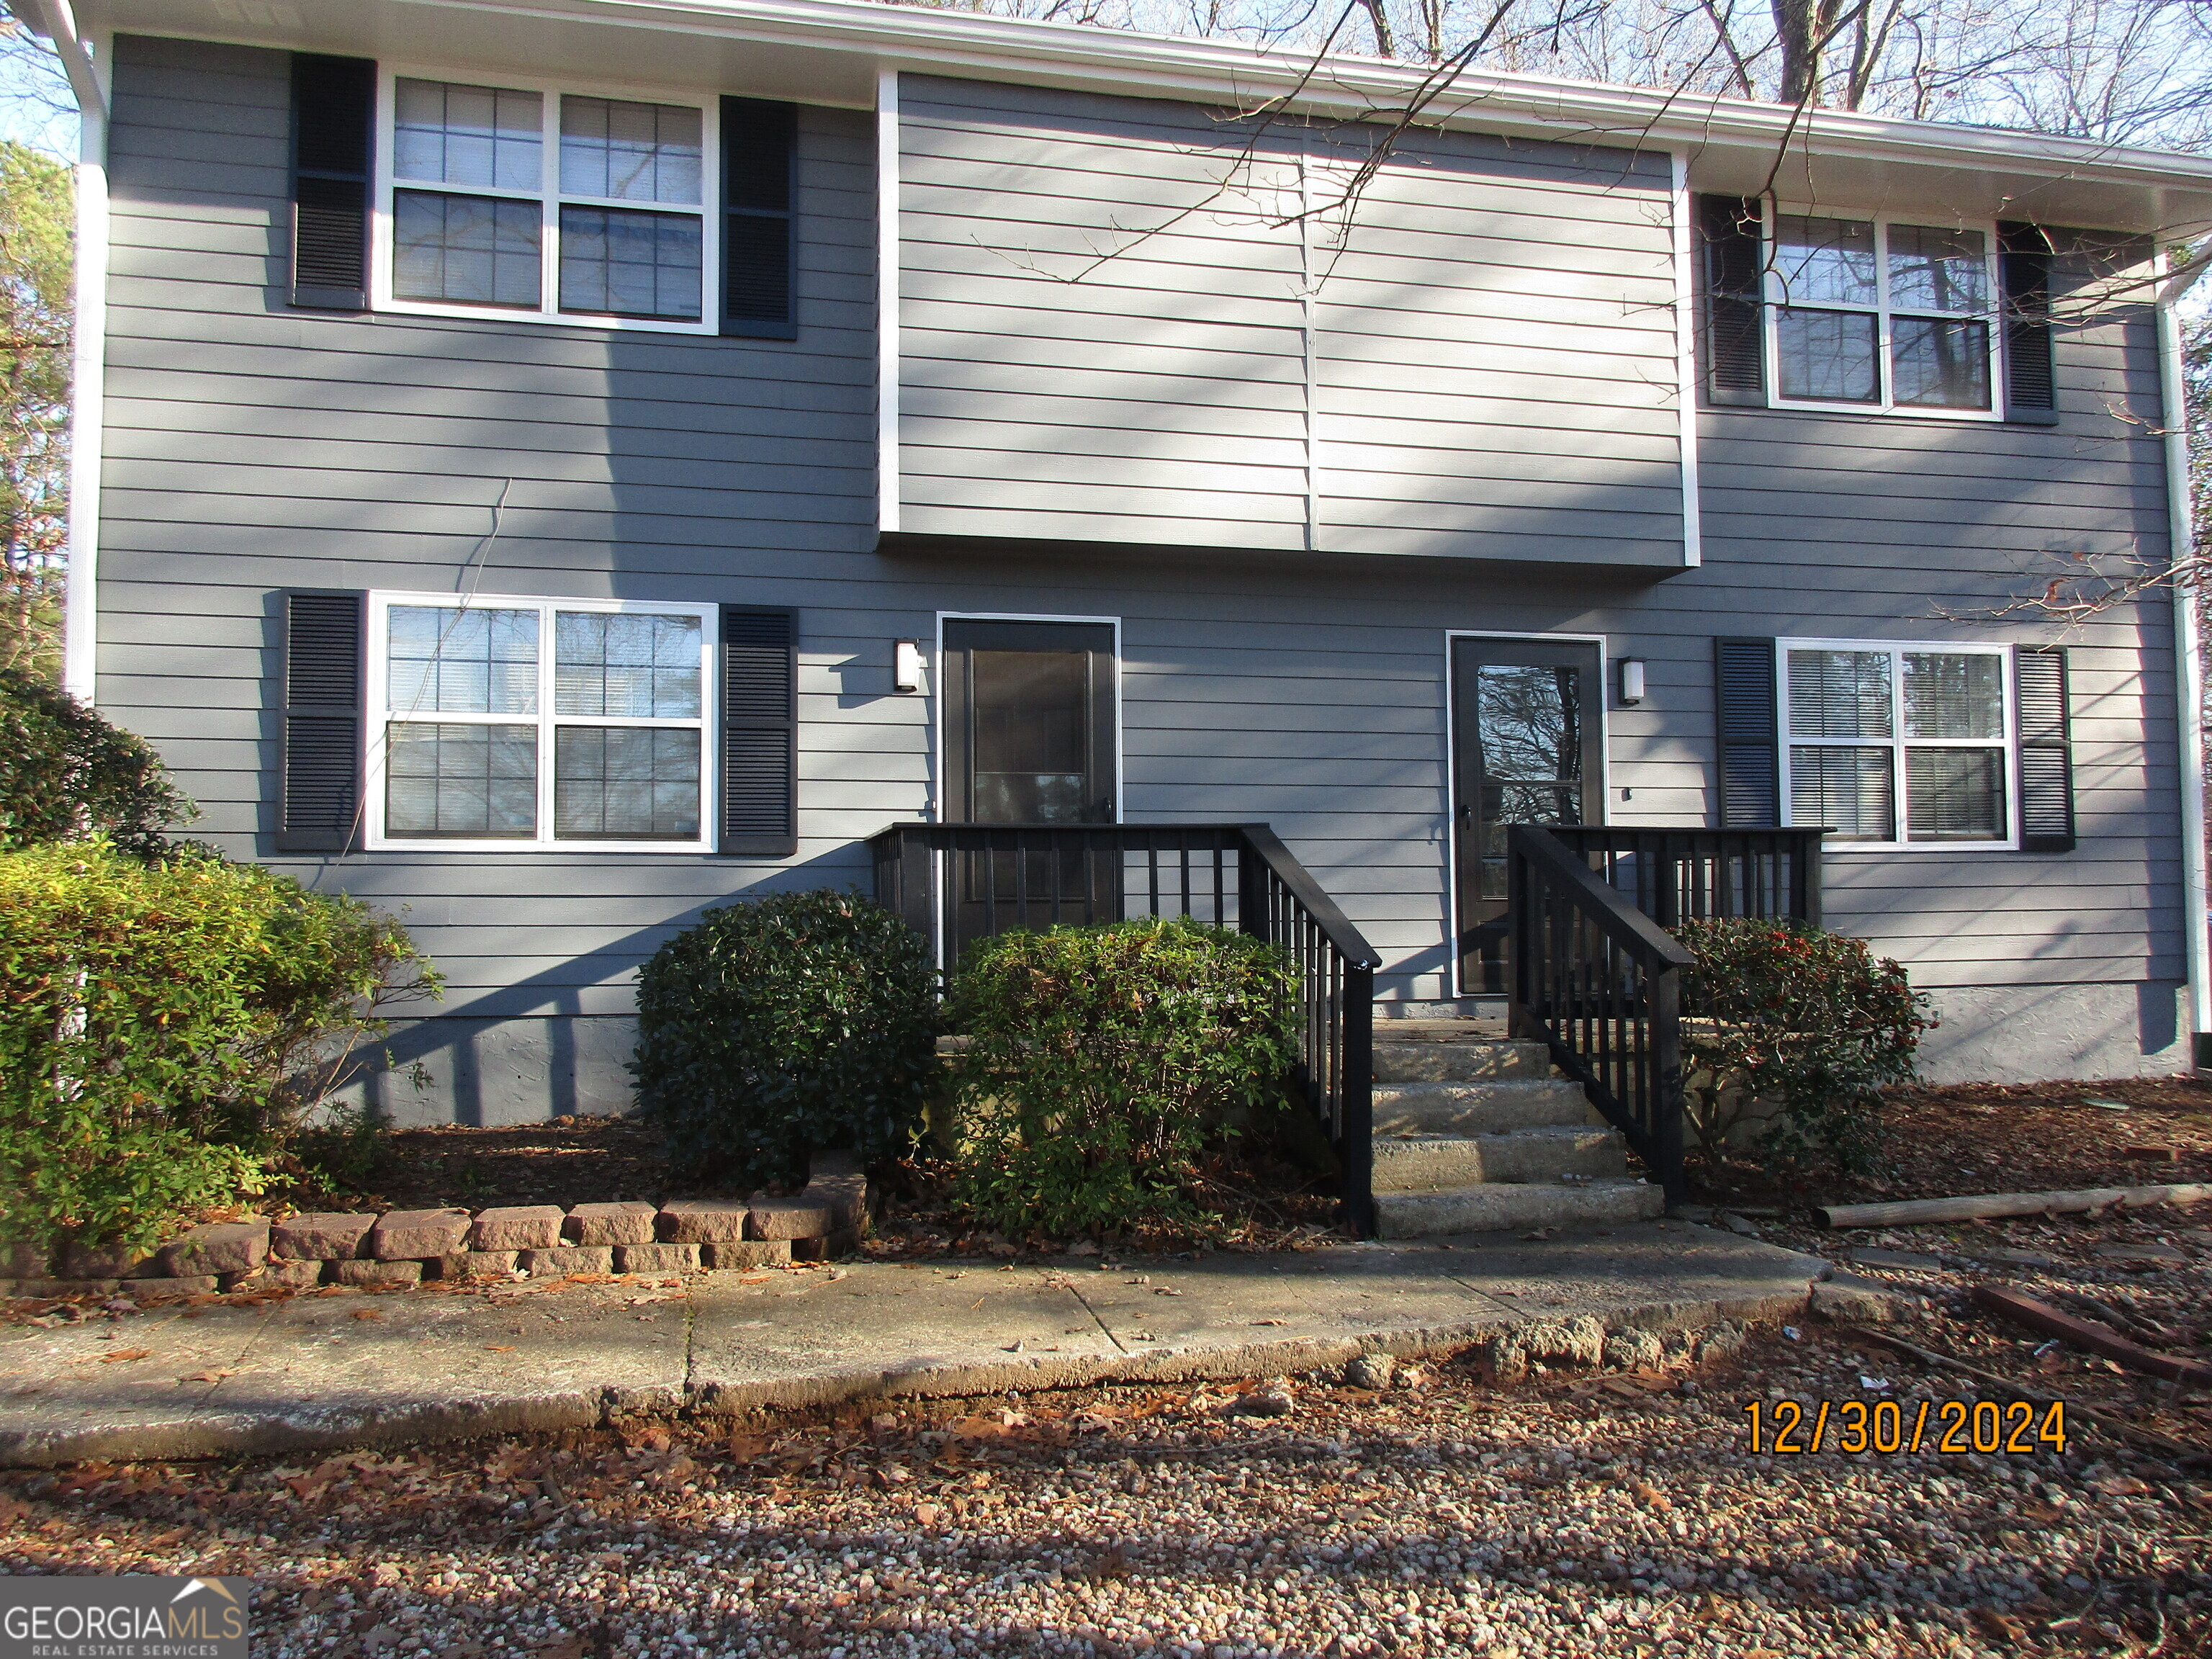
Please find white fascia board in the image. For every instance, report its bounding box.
[433,1,2212,207]
[106,0,2212,225]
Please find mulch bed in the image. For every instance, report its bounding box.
[266,1118,1343,1257]
[267,1115,669,1215]
[1691,1074,2212,1212]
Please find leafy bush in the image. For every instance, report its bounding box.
[0,667,192,857]
[1676,917,1933,1181]
[633,889,939,1190]
[0,840,439,1250]
[944,917,1300,1238]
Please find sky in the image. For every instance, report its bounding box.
[0,17,77,157]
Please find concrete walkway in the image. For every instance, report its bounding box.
[0,1220,1827,1467]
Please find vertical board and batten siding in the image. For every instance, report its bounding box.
[94,34,2190,1107]
[894,77,1687,565]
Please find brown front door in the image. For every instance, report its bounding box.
[942,619,1118,956]
[1452,637,1604,994]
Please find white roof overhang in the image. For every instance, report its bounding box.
[78,0,2212,236]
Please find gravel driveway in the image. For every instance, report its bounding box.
[6,1317,2205,1659]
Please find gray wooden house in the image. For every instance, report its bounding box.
[34,0,2212,1214]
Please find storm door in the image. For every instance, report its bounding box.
[942,619,1118,956]
[1451,637,1604,995]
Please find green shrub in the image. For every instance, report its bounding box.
[0,840,439,1250]
[0,668,193,857]
[633,889,939,1190]
[1676,917,1933,1182]
[944,917,1300,1238]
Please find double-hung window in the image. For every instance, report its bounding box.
[378,72,718,333]
[367,594,718,851]
[1768,213,2000,415]
[1779,639,2015,848]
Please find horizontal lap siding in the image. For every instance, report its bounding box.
[99,35,900,1017]
[899,76,1308,547]
[98,35,2185,1034]
[897,78,1683,562]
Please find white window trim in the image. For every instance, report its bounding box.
[365,591,720,853]
[1761,204,2005,422]
[1776,636,2018,853]
[370,64,721,336]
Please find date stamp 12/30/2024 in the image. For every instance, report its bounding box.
[1745,1398,2069,1457]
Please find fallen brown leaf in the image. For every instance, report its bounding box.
[484,1344,516,1352]
[352,1310,383,1322]
[98,1348,152,1364]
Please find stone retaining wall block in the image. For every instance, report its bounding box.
[334,1259,425,1287]
[470,1207,564,1251]
[370,1210,470,1261]
[805,1152,868,1228]
[614,1242,701,1274]
[0,1244,50,1279]
[519,1246,614,1277]
[455,1251,521,1279]
[701,1240,791,1269]
[271,1213,376,1262]
[747,1197,833,1241]
[61,1241,158,1280]
[658,1200,748,1244]
[565,1202,657,1246]
[161,1221,269,1278]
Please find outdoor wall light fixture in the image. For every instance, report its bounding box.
[1619,658,1646,706]
[894,639,926,694]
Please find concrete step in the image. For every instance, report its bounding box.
[1372,1037,1550,1084]
[1372,1128,1629,1192]
[1371,1078,1601,1136]
[1374,1177,1665,1238]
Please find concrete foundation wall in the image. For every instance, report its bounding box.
[1915,980,2190,1084]
[351,978,2188,1128]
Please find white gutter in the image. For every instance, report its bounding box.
[22,0,111,703]
[2156,252,2210,1065]
[407,0,2212,208]
[874,66,899,538]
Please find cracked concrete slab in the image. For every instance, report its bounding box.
[0,1223,1825,1466]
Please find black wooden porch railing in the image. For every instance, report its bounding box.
[869,822,1380,1235]
[1509,825,1827,1207]
[1547,826,1826,928]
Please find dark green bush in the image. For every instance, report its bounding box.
[0,839,439,1250]
[944,917,1300,1238]
[633,889,939,1190]
[0,667,193,857]
[1676,917,1933,1181]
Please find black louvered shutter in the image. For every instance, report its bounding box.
[276,591,364,853]
[289,54,374,310]
[1998,223,2059,426]
[722,606,798,856]
[723,98,796,339]
[1697,195,1766,407]
[1714,637,1781,828]
[2015,646,2075,852]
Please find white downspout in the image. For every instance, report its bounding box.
[2155,254,2210,1066]
[874,67,899,538]
[24,0,112,703]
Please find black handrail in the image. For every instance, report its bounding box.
[868,822,1379,1235]
[1547,826,1826,929]
[1508,824,1696,1208]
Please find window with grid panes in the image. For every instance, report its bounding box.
[1768,215,2000,414]
[385,74,714,330]
[1779,641,2013,847]
[369,595,716,850]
